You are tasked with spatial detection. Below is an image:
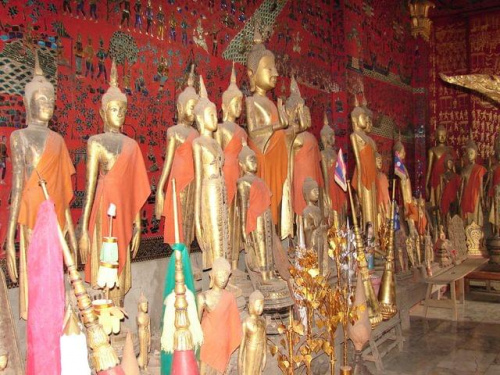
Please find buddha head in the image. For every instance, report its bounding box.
[375,152,383,171]
[436,125,447,145]
[303,177,319,205]
[210,257,231,289]
[194,75,218,134]
[465,139,478,163]
[363,104,373,133]
[394,138,406,160]
[100,60,127,132]
[138,292,148,313]
[320,113,335,149]
[285,76,305,131]
[177,65,199,125]
[350,96,368,132]
[222,63,243,122]
[24,51,55,126]
[238,142,258,174]
[246,26,278,93]
[444,153,455,172]
[248,290,264,316]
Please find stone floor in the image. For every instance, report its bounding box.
[364,294,500,375]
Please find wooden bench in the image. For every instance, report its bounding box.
[423,257,488,321]
[465,262,500,294]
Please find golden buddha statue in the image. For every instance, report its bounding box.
[193,76,229,270]
[246,26,289,234]
[320,114,346,228]
[155,65,199,247]
[425,125,455,211]
[6,51,76,320]
[136,293,150,370]
[238,290,267,375]
[302,177,329,275]
[488,137,500,236]
[198,257,242,375]
[375,152,391,229]
[237,144,293,309]
[78,61,150,307]
[215,63,247,269]
[350,100,378,234]
[459,140,487,227]
[394,139,418,238]
[440,154,461,229]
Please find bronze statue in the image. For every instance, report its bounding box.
[6,51,76,320]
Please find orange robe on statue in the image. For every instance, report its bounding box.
[376,172,390,215]
[248,130,288,224]
[200,290,242,373]
[246,178,272,234]
[85,137,150,286]
[430,153,447,191]
[293,132,324,216]
[329,169,346,213]
[162,130,198,244]
[352,143,377,192]
[18,132,75,229]
[461,164,487,216]
[489,166,500,198]
[223,126,247,205]
[441,174,460,216]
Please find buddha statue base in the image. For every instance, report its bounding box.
[486,236,500,265]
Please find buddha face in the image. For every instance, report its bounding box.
[226,95,243,119]
[397,146,406,160]
[243,153,258,174]
[250,55,278,92]
[178,98,197,124]
[353,112,368,130]
[307,185,319,203]
[366,115,373,133]
[249,298,264,316]
[200,104,218,133]
[376,155,383,170]
[212,268,230,289]
[445,158,454,171]
[29,88,55,123]
[139,301,148,313]
[436,128,447,144]
[102,100,127,130]
[466,147,477,162]
[299,105,311,131]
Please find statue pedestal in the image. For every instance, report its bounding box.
[486,236,500,264]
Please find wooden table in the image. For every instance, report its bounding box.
[465,262,500,294]
[423,257,488,321]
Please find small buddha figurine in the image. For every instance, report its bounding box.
[394,138,418,238]
[246,26,289,231]
[460,140,487,226]
[433,225,453,268]
[78,60,150,307]
[198,257,242,375]
[238,290,267,375]
[488,137,500,236]
[215,64,247,270]
[426,125,455,211]
[440,154,461,229]
[320,114,346,228]
[375,152,391,229]
[6,51,76,320]
[136,293,150,370]
[193,76,230,270]
[286,78,324,238]
[350,98,378,234]
[156,65,199,248]
[302,177,329,275]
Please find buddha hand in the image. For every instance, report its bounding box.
[78,229,90,264]
[155,191,164,220]
[6,239,18,283]
[131,225,141,258]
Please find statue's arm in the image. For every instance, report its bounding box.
[155,130,176,219]
[425,149,434,196]
[238,319,248,373]
[350,133,361,184]
[237,181,249,243]
[193,141,203,244]
[320,155,331,212]
[6,132,24,282]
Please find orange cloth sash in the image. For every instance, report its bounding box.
[352,143,376,191]
[162,130,197,244]
[18,132,75,229]
[223,126,247,205]
[248,130,288,224]
[489,166,500,197]
[85,137,150,280]
[293,132,324,216]
[376,172,390,209]
[461,163,487,215]
[430,152,447,189]
[329,170,346,212]
[406,202,427,236]
[441,174,460,215]
[200,290,242,372]
[246,178,272,234]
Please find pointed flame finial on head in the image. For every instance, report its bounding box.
[199,75,208,99]
[253,20,263,45]
[323,112,329,126]
[110,59,118,88]
[187,64,195,88]
[230,62,237,84]
[354,94,360,107]
[34,50,44,77]
[290,75,301,98]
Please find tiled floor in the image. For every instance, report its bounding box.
[365,297,500,375]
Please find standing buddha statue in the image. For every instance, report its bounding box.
[215,63,247,270]
[6,51,76,320]
[488,137,500,236]
[440,154,461,229]
[350,99,378,234]
[320,114,346,228]
[78,61,150,307]
[246,26,289,233]
[193,76,230,270]
[375,152,391,229]
[460,140,487,227]
[155,65,199,248]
